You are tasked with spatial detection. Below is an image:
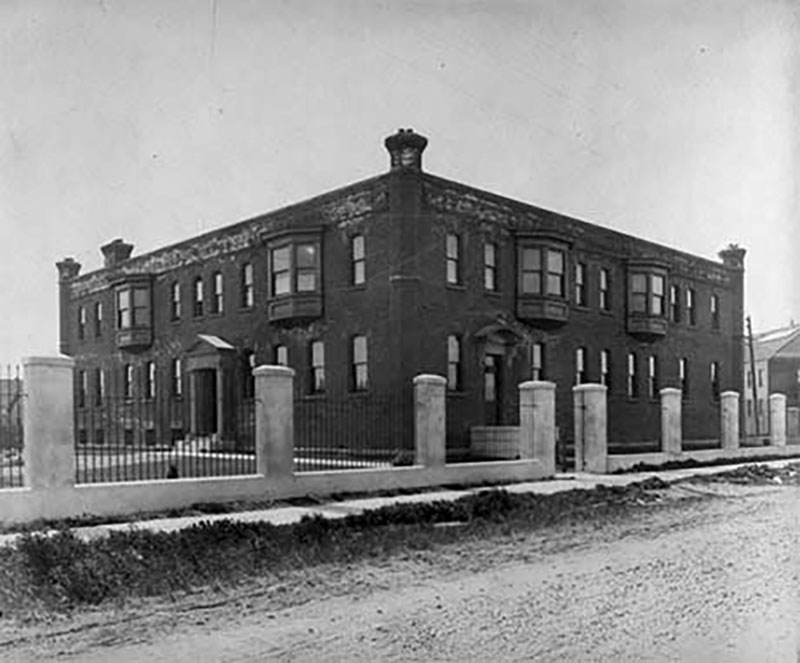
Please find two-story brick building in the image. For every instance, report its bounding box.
[57,128,745,456]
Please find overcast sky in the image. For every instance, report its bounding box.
[1,0,797,366]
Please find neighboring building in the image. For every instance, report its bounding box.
[744,324,800,436]
[56,129,745,454]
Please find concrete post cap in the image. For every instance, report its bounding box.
[252,365,296,378]
[720,390,740,398]
[22,355,75,368]
[768,393,787,402]
[659,387,682,396]
[519,380,556,391]
[572,383,608,393]
[413,374,447,386]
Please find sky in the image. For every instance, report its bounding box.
[0,0,798,366]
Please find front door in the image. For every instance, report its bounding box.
[484,353,504,425]
[194,369,218,436]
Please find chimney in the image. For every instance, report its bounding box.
[384,128,428,172]
[56,257,82,282]
[101,238,134,268]
[718,243,746,270]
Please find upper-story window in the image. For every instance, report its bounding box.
[171,282,181,320]
[575,347,587,385]
[520,247,565,297]
[630,273,665,315]
[270,243,320,296]
[599,269,610,310]
[211,272,224,314]
[309,341,325,394]
[77,370,87,408]
[447,335,462,390]
[352,235,365,286]
[116,286,151,329]
[241,263,254,308]
[710,361,720,401]
[679,357,689,397]
[686,288,696,325]
[484,243,497,291]
[94,368,105,406]
[670,285,681,322]
[193,278,204,317]
[351,335,368,391]
[78,306,87,340]
[575,263,586,306]
[94,302,103,337]
[123,364,134,399]
[172,357,183,397]
[144,361,156,400]
[446,234,461,285]
[531,342,545,380]
[648,355,659,399]
[627,352,639,398]
[710,294,720,330]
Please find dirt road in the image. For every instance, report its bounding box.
[3,482,799,662]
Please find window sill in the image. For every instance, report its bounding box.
[445,283,466,292]
[267,292,323,322]
[446,389,466,397]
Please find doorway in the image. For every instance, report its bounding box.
[194,368,218,435]
[484,353,504,425]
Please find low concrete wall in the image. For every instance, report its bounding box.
[607,443,800,473]
[0,459,547,525]
[469,427,520,460]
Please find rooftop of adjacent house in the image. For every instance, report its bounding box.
[748,324,800,362]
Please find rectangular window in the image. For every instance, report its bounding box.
[686,288,696,325]
[295,244,318,292]
[193,278,204,317]
[758,398,764,416]
[241,263,254,308]
[352,235,365,285]
[78,306,87,340]
[172,358,182,397]
[599,269,610,310]
[123,364,133,399]
[484,243,497,291]
[447,335,462,390]
[211,272,224,314]
[144,362,155,400]
[94,368,104,406]
[648,355,659,399]
[575,263,586,306]
[352,335,368,391]
[575,347,586,385]
[630,274,648,313]
[171,282,181,320]
[94,302,103,337]
[711,294,720,330]
[547,250,565,296]
[271,246,291,296]
[710,361,720,401]
[446,234,460,285]
[627,353,639,398]
[531,342,544,380]
[679,358,689,397]
[746,400,753,418]
[650,275,665,316]
[310,341,325,393]
[521,247,542,294]
[746,371,751,388]
[600,350,610,389]
[758,369,763,387]
[274,345,288,366]
[132,288,150,326]
[117,290,131,328]
[77,370,87,408]
[670,285,681,322]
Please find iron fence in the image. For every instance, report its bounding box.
[0,365,23,488]
[293,391,410,472]
[74,392,256,484]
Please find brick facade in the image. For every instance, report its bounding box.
[57,129,745,453]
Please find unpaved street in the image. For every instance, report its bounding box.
[4,482,800,662]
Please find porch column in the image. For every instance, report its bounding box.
[573,384,607,474]
[769,393,787,447]
[189,371,198,436]
[254,365,295,479]
[720,391,740,450]
[519,381,555,476]
[215,368,224,440]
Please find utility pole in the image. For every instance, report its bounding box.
[746,316,759,436]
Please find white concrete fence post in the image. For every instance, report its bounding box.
[414,374,446,468]
[660,387,682,455]
[720,391,740,450]
[22,356,76,490]
[519,381,556,477]
[254,365,295,479]
[769,393,787,447]
[573,384,607,474]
